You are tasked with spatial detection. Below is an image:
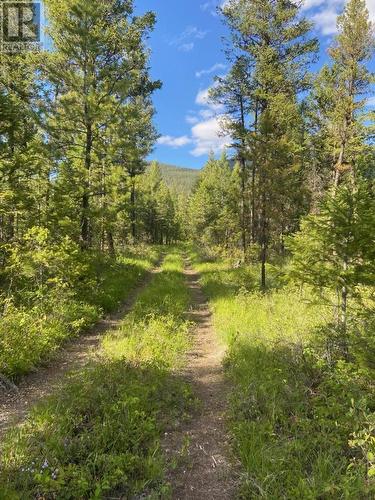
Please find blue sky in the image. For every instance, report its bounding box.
[134,0,375,169]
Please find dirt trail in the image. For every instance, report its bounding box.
[0,263,162,440]
[163,261,237,499]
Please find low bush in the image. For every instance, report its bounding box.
[0,228,160,378]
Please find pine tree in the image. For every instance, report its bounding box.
[0,52,47,255]
[41,0,159,249]
[289,179,375,351]
[209,57,253,259]
[189,153,240,250]
[289,0,375,351]
[221,0,318,287]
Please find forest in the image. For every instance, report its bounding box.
[0,0,374,498]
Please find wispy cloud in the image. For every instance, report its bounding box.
[186,115,200,125]
[180,43,194,52]
[169,26,208,52]
[196,63,226,78]
[200,0,230,16]
[157,135,192,148]
[303,0,375,36]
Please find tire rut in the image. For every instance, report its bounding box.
[162,260,237,499]
[0,261,162,440]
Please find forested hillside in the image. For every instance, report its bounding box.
[155,162,200,195]
[0,0,374,498]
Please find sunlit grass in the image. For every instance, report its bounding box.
[191,249,375,499]
[0,245,161,378]
[0,248,194,499]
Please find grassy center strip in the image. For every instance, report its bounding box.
[0,249,193,499]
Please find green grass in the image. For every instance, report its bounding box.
[192,249,375,499]
[0,248,193,499]
[0,245,160,378]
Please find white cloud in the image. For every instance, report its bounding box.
[195,63,226,78]
[311,7,341,35]
[199,108,216,119]
[157,135,192,148]
[301,0,327,11]
[303,0,375,35]
[188,86,230,156]
[186,115,200,124]
[169,26,208,51]
[158,84,230,157]
[190,116,231,157]
[200,0,230,16]
[195,87,211,106]
[196,85,224,111]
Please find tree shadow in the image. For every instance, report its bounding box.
[0,358,196,499]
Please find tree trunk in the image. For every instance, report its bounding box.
[240,156,247,260]
[81,107,92,250]
[130,178,136,240]
[250,100,259,245]
[107,230,116,257]
[260,190,267,290]
[239,95,247,261]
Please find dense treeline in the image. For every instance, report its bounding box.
[0,0,182,378]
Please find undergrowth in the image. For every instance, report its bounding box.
[0,236,160,378]
[191,249,375,499]
[0,249,193,499]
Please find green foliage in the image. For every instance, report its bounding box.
[0,234,160,378]
[137,163,181,244]
[288,181,375,302]
[189,153,240,250]
[154,162,200,196]
[192,251,375,498]
[0,250,193,498]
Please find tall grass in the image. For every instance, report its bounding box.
[192,250,375,499]
[0,245,160,378]
[0,249,194,499]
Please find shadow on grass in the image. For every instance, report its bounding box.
[196,265,285,302]
[226,337,373,498]
[0,358,195,499]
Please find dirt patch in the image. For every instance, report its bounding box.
[0,264,162,440]
[162,261,238,499]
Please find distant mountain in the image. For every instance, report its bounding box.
[152,162,201,195]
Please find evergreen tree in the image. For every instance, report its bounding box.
[221,0,318,287]
[189,153,240,251]
[210,57,253,258]
[41,0,159,249]
[289,0,375,352]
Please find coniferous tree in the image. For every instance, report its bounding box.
[289,0,375,348]
[210,57,253,258]
[189,153,240,251]
[41,0,159,249]
[221,0,318,287]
